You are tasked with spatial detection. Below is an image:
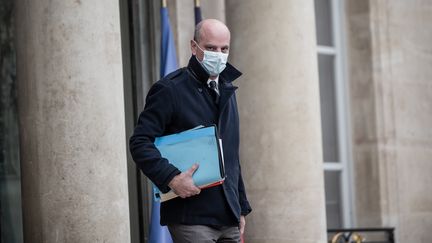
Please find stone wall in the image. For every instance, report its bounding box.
[347,1,432,242]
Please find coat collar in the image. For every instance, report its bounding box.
[187,55,242,84]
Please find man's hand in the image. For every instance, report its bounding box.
[239,215,246,235]
[168,163,201,198]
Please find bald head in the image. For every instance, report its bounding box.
[194,19,230,43]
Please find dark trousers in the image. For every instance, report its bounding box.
[168,224,240,243]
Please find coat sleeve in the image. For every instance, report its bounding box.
[129,82,181,193]
[238,164,252,216]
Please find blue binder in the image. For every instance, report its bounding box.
[153,125,225,201]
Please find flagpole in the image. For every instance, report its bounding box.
[194,0,202,25]
[162,0,167,8]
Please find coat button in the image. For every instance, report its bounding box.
[198,88,203,92]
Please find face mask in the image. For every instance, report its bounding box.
[194,41,229,76]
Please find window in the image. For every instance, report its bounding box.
[314,0,354,229]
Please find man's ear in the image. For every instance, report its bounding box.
[190,39,197,55]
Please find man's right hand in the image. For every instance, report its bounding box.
[168,163,201,198]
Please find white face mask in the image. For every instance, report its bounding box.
[194,41,229,76]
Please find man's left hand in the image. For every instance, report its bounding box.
[239,215,246,235]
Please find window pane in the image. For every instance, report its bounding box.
[324,171,342,228]
[314,0,333,46]
[318,54,339,162]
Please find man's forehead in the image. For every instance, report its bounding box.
[200,31,230,46]
[199,38,230,48]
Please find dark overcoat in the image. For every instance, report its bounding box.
[130,56,252,226]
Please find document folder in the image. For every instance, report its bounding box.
[153,125,225,202]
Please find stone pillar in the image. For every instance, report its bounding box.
[226,1,327,242]
[15,1,130,242]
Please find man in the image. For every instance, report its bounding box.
[130,19,252,242]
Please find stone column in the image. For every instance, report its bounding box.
[226,1,327,242]
[15,1,130,242]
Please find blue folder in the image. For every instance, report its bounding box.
[153,125,225,201]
